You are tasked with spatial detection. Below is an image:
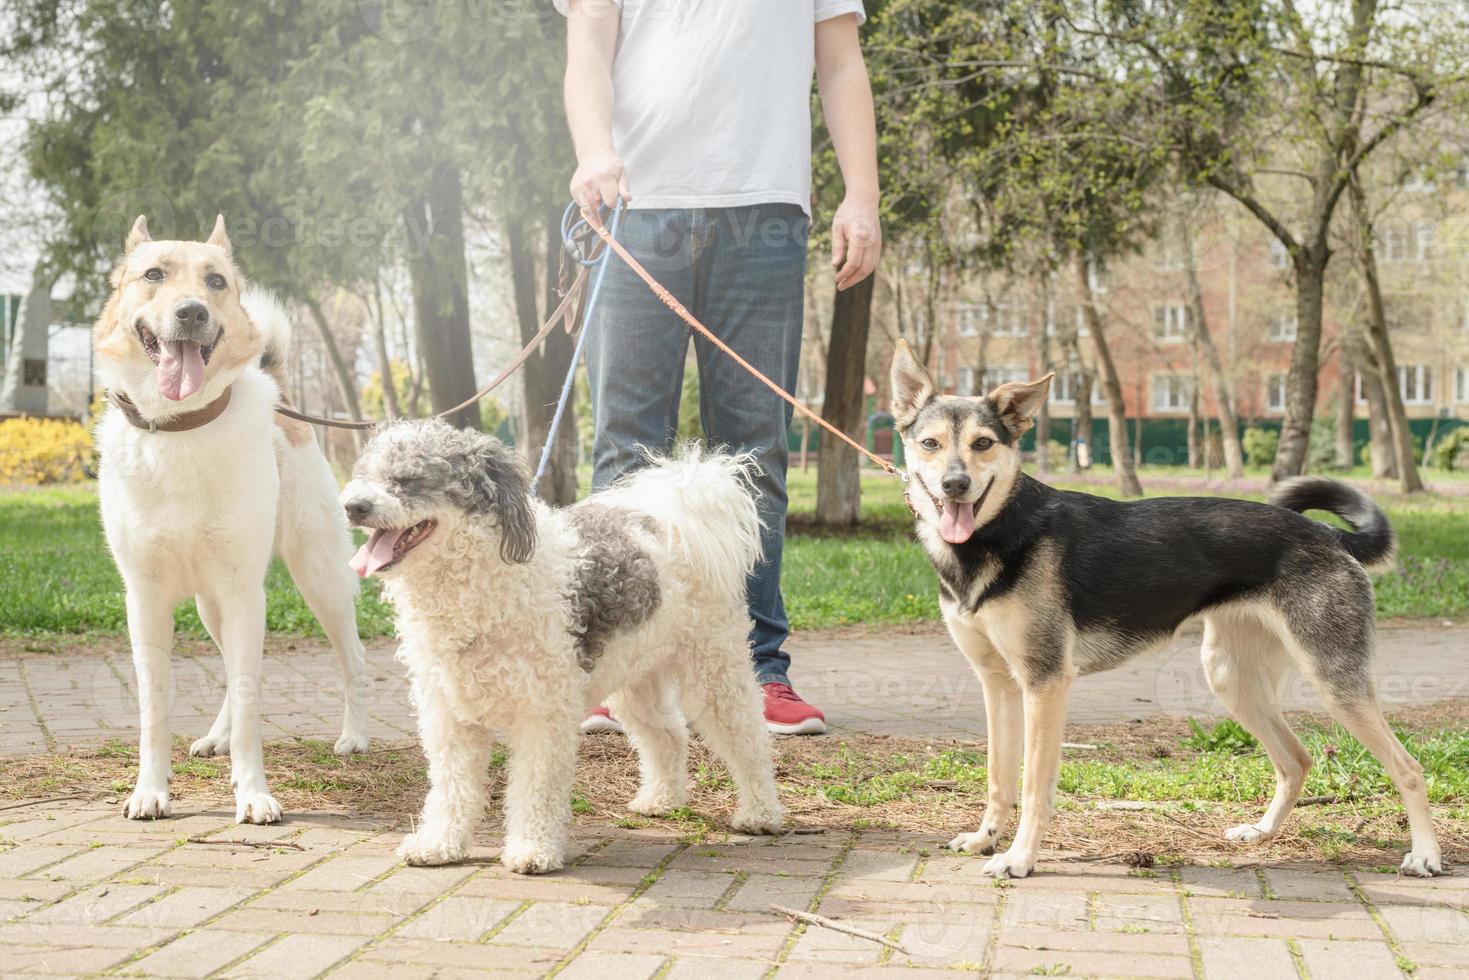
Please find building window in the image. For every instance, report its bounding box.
[1268,240,1290,270]
[1378,225,1408,263]
[1399,364,1433,405]
[1153,303,1190,343]
[956,305,984,338]
[1072,307,1091,338]
[1051,370,1079,405]
[1087,257,1107,294]
[1151,374,1192,413]
[1266,374,1287,413]
[1414,221,1436,262]
[992,304,1029,338]
[1456,367,1468,405]
[957,367,977,395]
[982,366,1029,392]
[1267,313,1298,342]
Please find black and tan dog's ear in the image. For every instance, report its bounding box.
[889,338,937,430]
[989,373,1053,438]
[125,215,151,252]
[206,213,231,255]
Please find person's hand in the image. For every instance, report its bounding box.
[569,148,631,211]
[831,194,881,290]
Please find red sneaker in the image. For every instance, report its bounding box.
[762,683,827,735]
[581,705,624,735]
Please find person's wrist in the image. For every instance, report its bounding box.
[843,184,880,209]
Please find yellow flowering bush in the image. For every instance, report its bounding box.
[0,417,94,485]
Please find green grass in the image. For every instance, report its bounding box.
[1,467,1465,637]
[797,717,1469,813]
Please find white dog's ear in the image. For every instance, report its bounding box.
[206,213,231,255]
[126,215,151,252]
[890,338,936,430]
[989,373,1053,438]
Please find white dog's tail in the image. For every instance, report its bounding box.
[241,286,293,391]
[602,445,764,602]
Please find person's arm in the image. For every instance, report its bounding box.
[815,13,881,290]
[564,0,629,209]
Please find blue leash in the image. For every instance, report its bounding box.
[529,200,624,498]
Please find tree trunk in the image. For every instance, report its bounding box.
[1357,351,1397,477]
[369,274,399,420]
[1072,369,1093,473]
[1271,253,1326,482]
[1335,360,1354,469]
[0,264,55,414]
[302,295,364,424]
[508,210,578,504]
[403,164,480,430]
[1074,253,1141,496]
[1034,290,1052,475]
[816,276,875,526]
[1180,220,1244,477]
[1348,175,1423,492]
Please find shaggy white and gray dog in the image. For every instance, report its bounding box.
[341,421,784,874]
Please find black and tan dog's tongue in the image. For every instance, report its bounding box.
[939,500,977,544]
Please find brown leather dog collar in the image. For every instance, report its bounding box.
[110,387,233,433]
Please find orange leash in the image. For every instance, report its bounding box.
[579,205,903,480]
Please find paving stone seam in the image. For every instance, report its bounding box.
[16,659,57,754]
[765,829,859,978]
[1168,865,1205,980]
[542,838,691,978]
[1343,870,1417,979]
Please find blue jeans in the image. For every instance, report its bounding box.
[586,204,809,686]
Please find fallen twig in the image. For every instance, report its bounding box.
[1296,795,1342,807]
[770,904,910,954]
[185,836,305,851]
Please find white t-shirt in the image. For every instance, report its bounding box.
[555,0,866,214]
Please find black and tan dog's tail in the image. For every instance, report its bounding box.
[1271,476,1396,571]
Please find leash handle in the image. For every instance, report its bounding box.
[577,203,903,479]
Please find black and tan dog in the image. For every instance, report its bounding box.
[890,339,1441,879]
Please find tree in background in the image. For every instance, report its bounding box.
[1101,0,1467,482]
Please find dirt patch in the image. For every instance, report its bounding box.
[5,702,1466,871]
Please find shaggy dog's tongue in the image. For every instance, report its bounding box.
[157,339,206,401]
[350,528,406,578]
[939,499,977,545]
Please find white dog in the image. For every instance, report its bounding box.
[341,421,784,873]
[94,215,370,824]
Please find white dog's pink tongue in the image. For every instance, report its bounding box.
[157,340,206,401]
[939,500,976,544]
[349,528,405,578]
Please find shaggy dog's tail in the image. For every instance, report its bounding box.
[605,445,764,602]
[1271,476,1397,572]
[241,286,293,392]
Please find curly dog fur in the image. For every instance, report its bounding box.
[341,421,784,874]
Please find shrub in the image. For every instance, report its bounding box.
[1431,427,1469,471]
[0,417,93,485]
[1242,426,1278,468]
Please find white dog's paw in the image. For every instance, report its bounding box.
[1224,823,1272,844]
[123,787,171,820]
[398,830,468,867]
[730,803,785,836]
[501,839,565,876]
[627,788,684,817]
[333,729,370,756]
[235,792,282,825]
[1401,851,1445,878]
[947,829,1000,856]
[981,848,1035,880]
[189,733,230,758]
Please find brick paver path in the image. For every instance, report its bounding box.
[3,623,1467,978]
[4,622,1466,755]
[1,800,1465,978]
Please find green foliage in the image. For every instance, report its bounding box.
[1242,427,1279,468]
[1182,719,1259,754]
[1308,403,1346,472]
[1430,427,1469,471]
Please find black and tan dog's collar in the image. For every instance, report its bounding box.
[110,387,233,433]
